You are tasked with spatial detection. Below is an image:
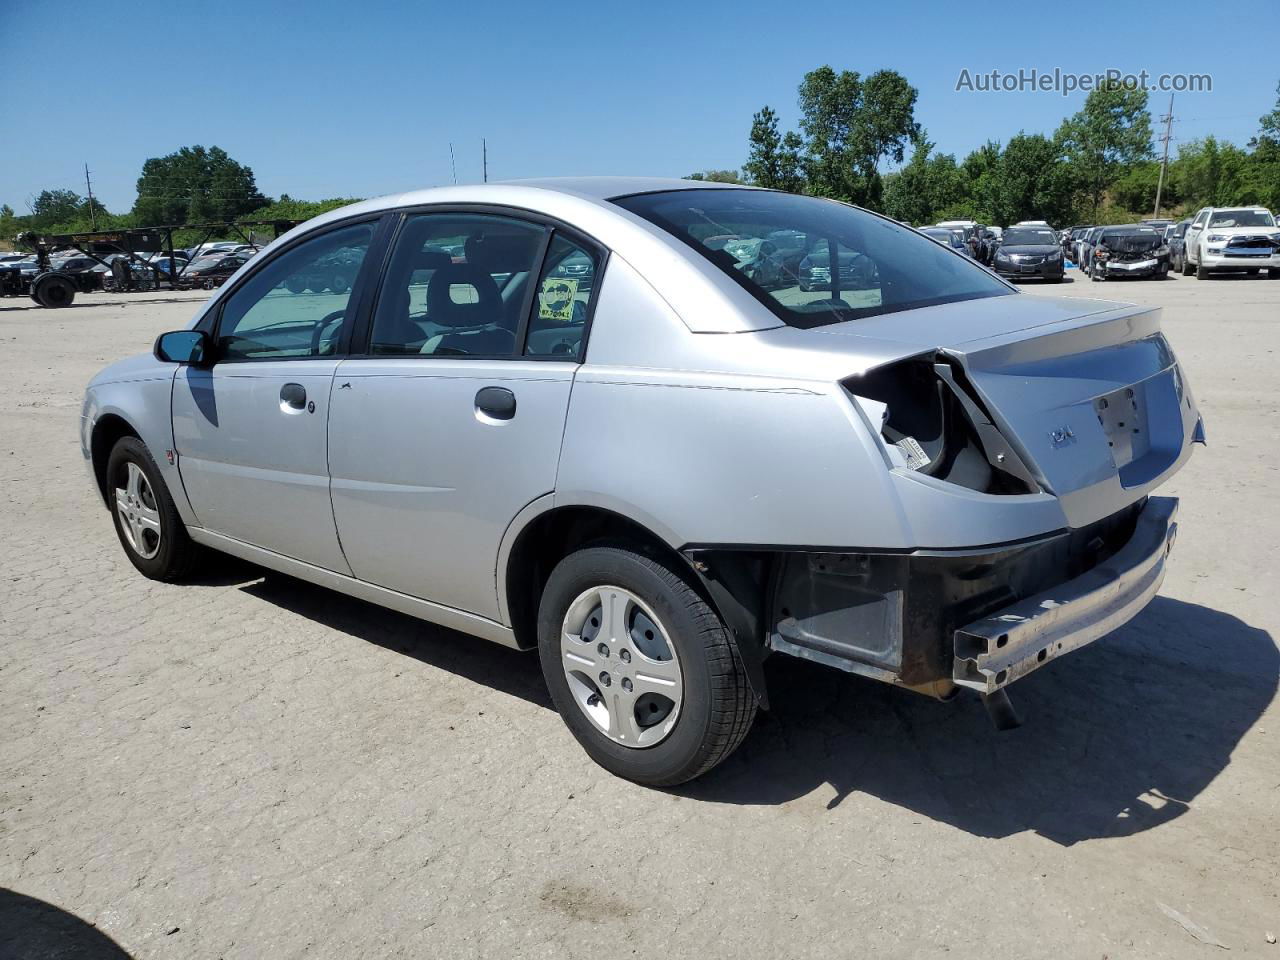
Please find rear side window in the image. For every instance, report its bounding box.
[369,214,546,357]
[614,189,1010,329]
[524,234,600,360]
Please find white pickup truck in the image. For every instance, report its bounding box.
[1182,206,1280,279]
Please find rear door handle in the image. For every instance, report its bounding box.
[280,382,307,410]
[475,386,516,420]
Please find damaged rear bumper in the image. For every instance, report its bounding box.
[952,496,1178,694]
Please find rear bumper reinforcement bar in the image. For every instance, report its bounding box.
[953,496,1178,694]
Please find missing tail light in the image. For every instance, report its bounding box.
[846,354,1039,495]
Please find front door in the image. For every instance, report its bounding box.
[326,212,601,619]
[172,220,378,571]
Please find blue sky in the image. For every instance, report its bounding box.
[1,0,1274,213]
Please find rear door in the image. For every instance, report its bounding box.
[327,211,602,619]
[172,219,381,571]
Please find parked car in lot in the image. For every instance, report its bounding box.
[990,225,1064,281]
[182,253,251,288]
[1077,226,1103,274]
[81,178,1203,785]
[1182,206,1280,279]
[1089,224,1170,281]
[1167,219,1193,274]
[920,226,967,254]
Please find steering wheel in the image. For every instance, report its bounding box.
[310,309,346,355]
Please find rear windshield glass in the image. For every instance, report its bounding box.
[1002,228,1056,245]
[613,189,1012,328]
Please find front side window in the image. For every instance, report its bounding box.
[369,214,545,357]
[216,222,374,361]
[524,234,600,359]
[616,190,1012,328]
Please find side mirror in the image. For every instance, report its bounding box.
[154,329,209,365]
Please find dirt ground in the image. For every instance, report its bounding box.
[2,271,1277,959]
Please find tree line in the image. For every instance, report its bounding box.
[693,70,1280,227]
[0,145,358,246]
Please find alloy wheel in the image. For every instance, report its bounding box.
[114,462,162,560]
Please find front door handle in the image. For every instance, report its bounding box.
[280,382,307,410]
[475,386,516,420]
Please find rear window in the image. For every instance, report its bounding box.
[613,189,1011,328]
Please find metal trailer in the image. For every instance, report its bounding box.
[8,219,301,308]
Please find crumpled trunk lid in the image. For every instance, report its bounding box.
[815,294,1200,528]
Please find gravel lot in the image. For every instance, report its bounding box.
[2,272,1278,958]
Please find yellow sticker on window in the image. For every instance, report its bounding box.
[538,277,579,322]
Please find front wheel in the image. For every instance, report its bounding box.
[538,544,756,786]
[1196,262,1210,280]
[106,437,202,581]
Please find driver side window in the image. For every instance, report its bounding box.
[215,222,374,361]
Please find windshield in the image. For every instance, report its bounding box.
[1002,228,1057,246]
[1099,229,1161,251]
[1208,210,1275,228]
[614,190,1011,327]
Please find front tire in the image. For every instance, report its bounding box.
[1196,261,1210,280]
[106,437,201,581]
[538,544,755,786]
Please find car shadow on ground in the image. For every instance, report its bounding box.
[0,888,134,959]
[685,596,1276,845]
[238,573,1274,846]
[0,296,208,313]
[241,573,553,710]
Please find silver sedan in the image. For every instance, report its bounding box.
[81,178,1203,784]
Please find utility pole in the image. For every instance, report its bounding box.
[1153,94,1175,220]
[449,143,457,184]
[482,138,488,183]
[84,163,98,230]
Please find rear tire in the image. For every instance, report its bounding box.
[106,437,202,581]
[538,544,755,786]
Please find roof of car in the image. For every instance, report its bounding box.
[498,176,752,199]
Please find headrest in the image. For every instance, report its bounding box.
[464,232,539,273]
[409,249,452,271]
[426,262,502,328]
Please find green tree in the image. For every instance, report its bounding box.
[1247,80,1280,210]
[134,145,268,225]
[995,132,1076,226]
[882,133,967,224]
[0,204,18,244]
[29,189,84,228]
[796,66,919,207]
[684,169,745,183]
[1055,81,1153,219]
[743,106,805,192]
[1174,137,1257,208]
[960,141,1003,222]
[1255,79,1280,147]
[1110,161,1165,215]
